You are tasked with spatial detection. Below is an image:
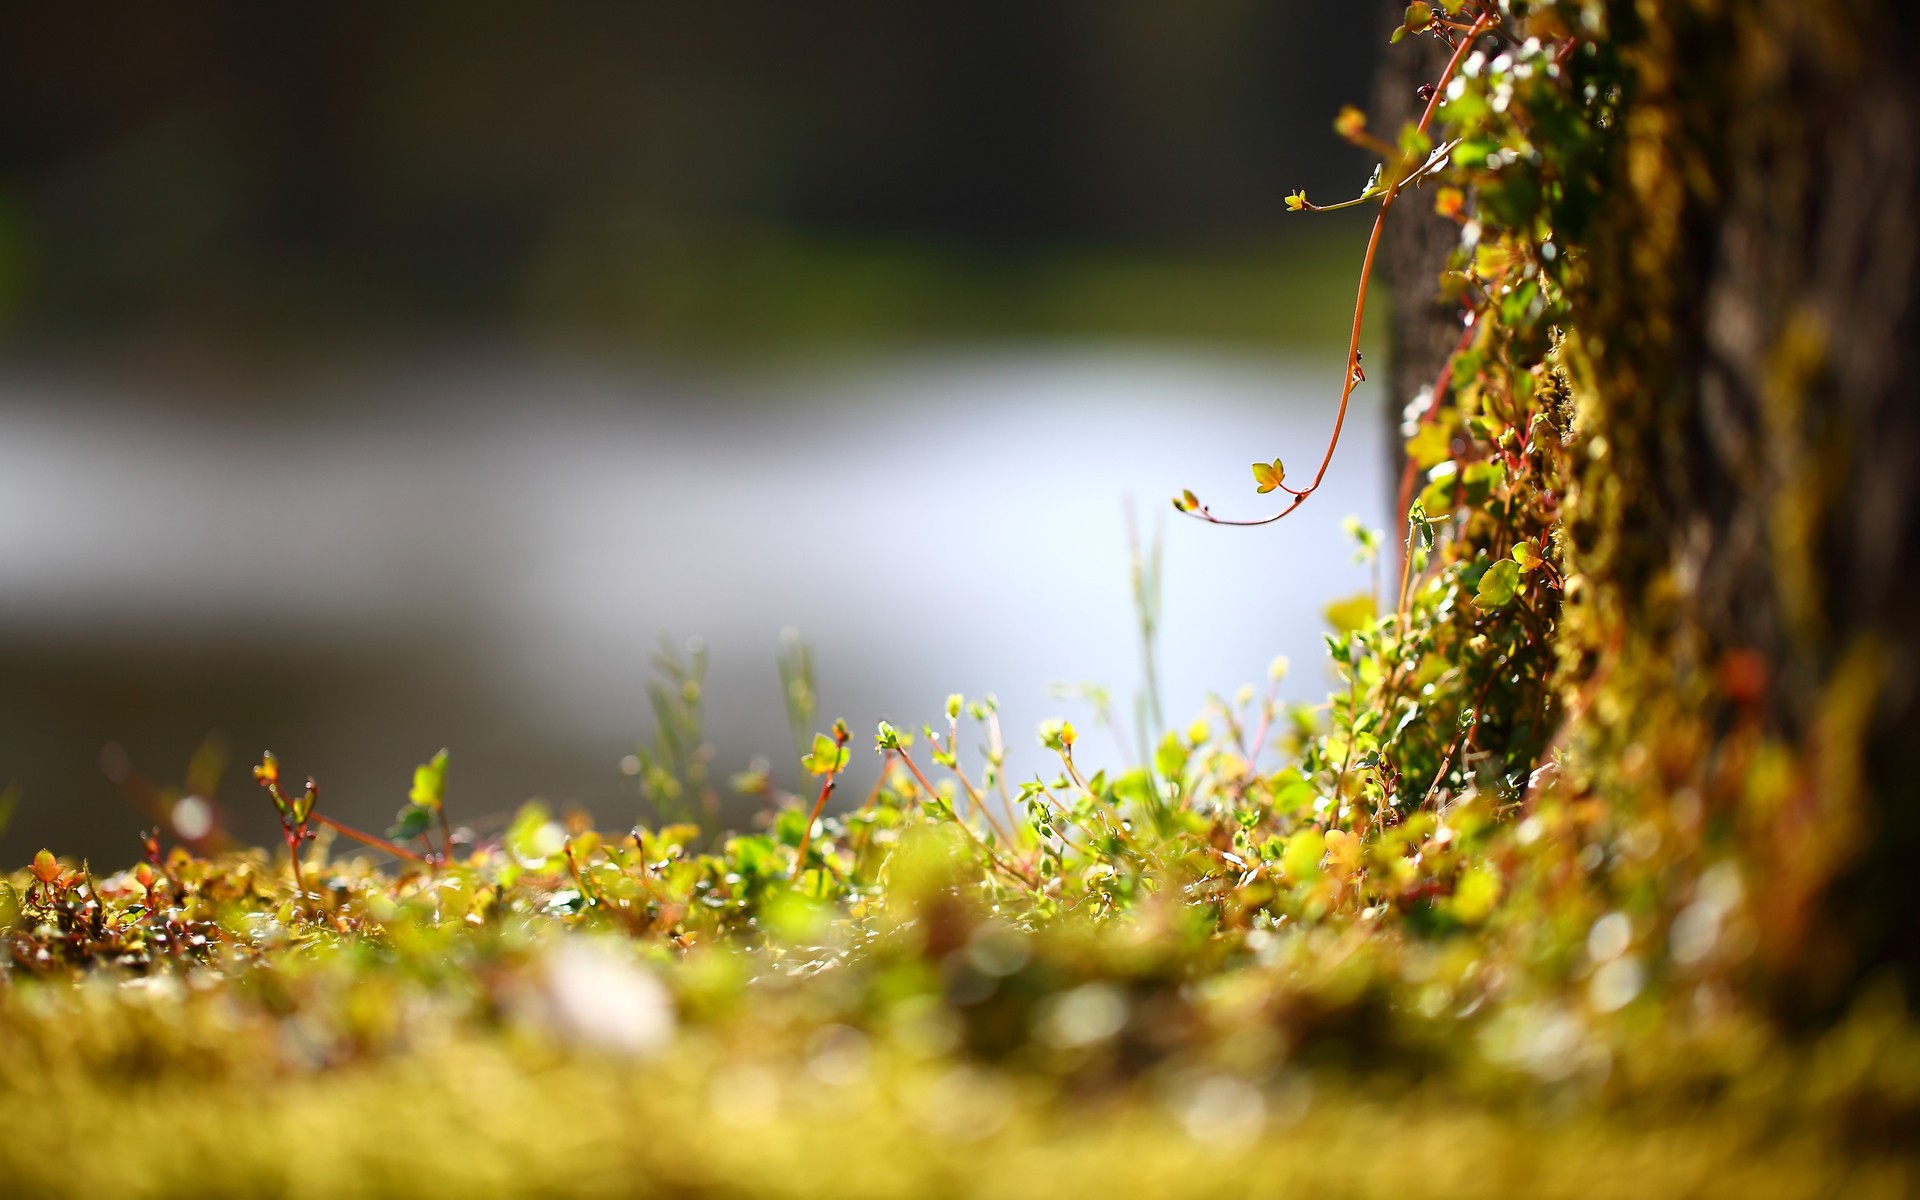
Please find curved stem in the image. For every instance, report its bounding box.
[1180,10,1495,529]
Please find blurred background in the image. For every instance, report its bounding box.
[0,1,1397,860]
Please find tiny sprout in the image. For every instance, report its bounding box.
[1285,190,1308,212]
[409,749,450,811]
[945,693,964,720]
[793,720,852,878]
[1039,720,1078,752]
[31,849,60,886]
[1512,541,1545,572]
[1251,459,1287,495]
[802,731,850,776]
[1172,488,1199,514]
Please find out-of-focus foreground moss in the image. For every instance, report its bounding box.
[1,832,1915,1199]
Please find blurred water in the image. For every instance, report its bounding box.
[0,348,1389,859]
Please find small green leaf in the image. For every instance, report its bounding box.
[1324,592,1379,634]
[1419,462,1459,515]
[1461,461,1504,506]
[802,732,849,776]
[1512,541,1545,572]
[408,749,449,811]
[1154,731,1190,783]
[1282,828,1326,882]
[1406,421,1453,470]
[1474,559,1524,610]
[388,805,434,841]
[1398,122,1433,161]
[1450,864,1503,924]
[1251,459,1286,495]
[1407,500,1436,551]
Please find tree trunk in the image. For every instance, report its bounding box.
[1372,0,1461,484]
[1566,0,1920,1014]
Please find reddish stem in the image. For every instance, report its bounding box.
[792,727,851,880]
[311,812,431,865]
[1181,8,1495,529]
[895,749,1036,887]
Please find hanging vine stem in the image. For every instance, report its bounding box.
[1173,6,1497,528]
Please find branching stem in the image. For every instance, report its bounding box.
[894,748,1036,888]
[1178,8,1496,528]
[792,726,851,879]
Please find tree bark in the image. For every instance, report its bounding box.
[1567,0,1920,1013]
[1372,0,1462,486]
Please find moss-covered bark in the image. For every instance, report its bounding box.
[1559,0,1920,1014]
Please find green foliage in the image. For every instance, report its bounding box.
[628,636,716,823]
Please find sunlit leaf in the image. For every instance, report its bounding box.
[1474,559,1524,610]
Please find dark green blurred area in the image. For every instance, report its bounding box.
[0,1,1380,357]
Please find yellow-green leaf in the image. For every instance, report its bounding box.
[1282,828,1326,882]
[1324,592,1378,634]
[1474,559,1524,610]
[802,733,849,776]
[409,749,449,810]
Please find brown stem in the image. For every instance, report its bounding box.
[1180,10,1496,529]
[311,812,431,865]
[792,760,841,880]
[282,822,308,897]
[938,728,1013,845]
[1420,662,1502,810]
[1332,648,1364,827]
[1395,317,1481,564]
[896,749,1036,888]
[984,709,1021,838]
